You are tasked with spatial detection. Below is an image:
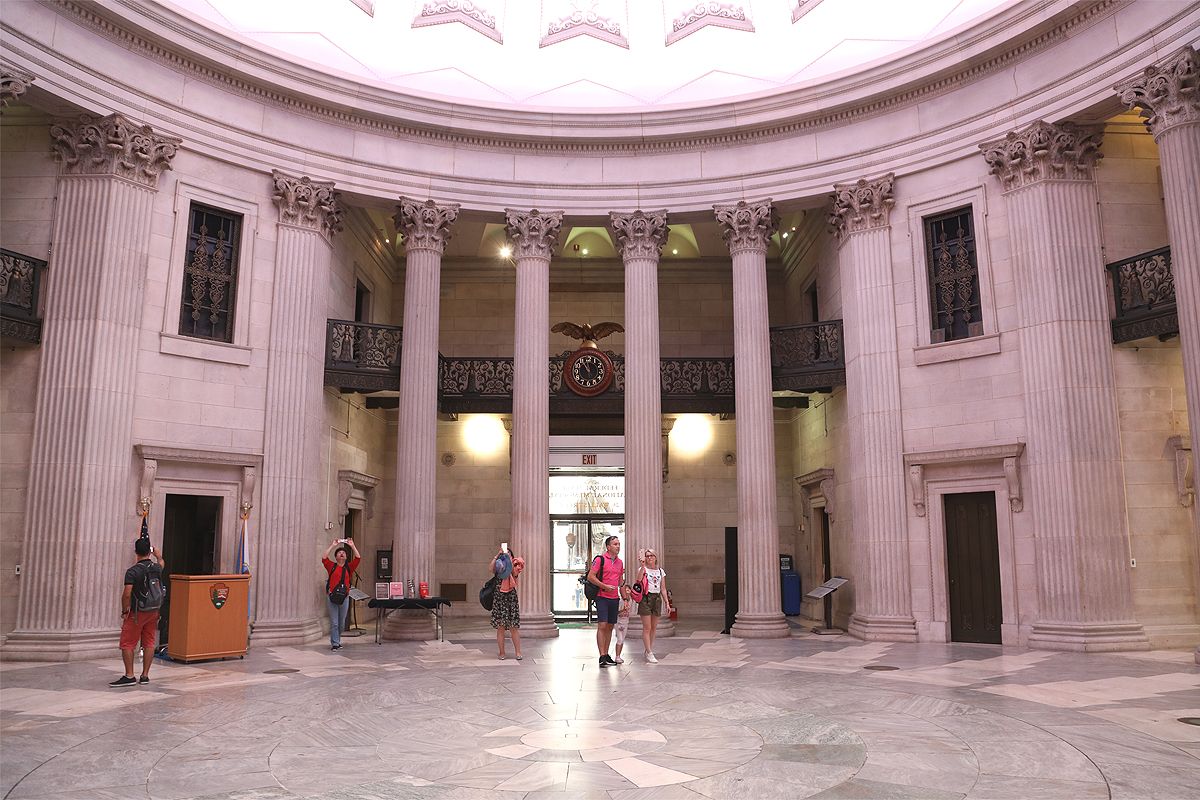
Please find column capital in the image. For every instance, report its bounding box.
[395,197,461,253]
[49,113,180,189]
[1116,46,1200,138]
[828,173,894,241]
[504,209,563,260]
[270,170,344,238]
[610,210,669,261]
[1,67,34,106]
[714,199,778,255]
[979,121,1103,192]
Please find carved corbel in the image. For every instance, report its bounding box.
[819,478,836,524]
[908,464,926,517]
[662,417,676,483]
[1003,456,1023,512]
[1168,435,1194,508]
[337,478,354,527]
[138,459,158,516]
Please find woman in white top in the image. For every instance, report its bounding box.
[635,548,671,663]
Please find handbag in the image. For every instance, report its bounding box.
[479,574,499,611]
[579,555,603,603]
[328,567,349,606]
[630,577,645,604]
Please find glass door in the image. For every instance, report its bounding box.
[550,516,624,615]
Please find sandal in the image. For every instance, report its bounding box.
[515,655,523,661]
[498,653,506,660]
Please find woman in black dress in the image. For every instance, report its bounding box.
[490,550,524,660]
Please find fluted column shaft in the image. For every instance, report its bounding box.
[829,175,917,642]
[506,209,561,638]
[715,201,789,638]
[387,198,458,640]
[6,115,178,661]
[252,173,343,644]
[612,210,674,638]
[981,121,1146,651]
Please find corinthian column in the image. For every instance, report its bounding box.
[505,209,562,639]
[981,121,1147,651]
[830,174,917,642]
[714,200,789,638]
[611,210,674,638]
[4,114,179,661]
[251,172,343,645]
[1116,48,1200,662]
[386,198,459,640]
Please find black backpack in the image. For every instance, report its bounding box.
[134,561,165,612]
[479,574,499,611]
[579,555,603,604]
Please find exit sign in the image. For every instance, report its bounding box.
[582,454,597,465]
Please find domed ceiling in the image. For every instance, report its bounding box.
[165,0,1014,110]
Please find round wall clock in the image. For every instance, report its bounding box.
[563,348,614,397]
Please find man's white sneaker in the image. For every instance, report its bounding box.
[646,652,658,663]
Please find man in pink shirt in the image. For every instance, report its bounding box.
[587,535,623,668]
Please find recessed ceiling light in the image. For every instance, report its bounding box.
[385,237,390,243]
[781,232,789,239]
[500,245,512,258]
[672,248,678,255]
[581,248,589,256]
[792,226,797,231]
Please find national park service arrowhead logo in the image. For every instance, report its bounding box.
[210,583,230,610]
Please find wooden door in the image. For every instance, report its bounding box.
[944,492,1002,644]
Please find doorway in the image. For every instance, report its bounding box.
[550,516,624,617]
[943,491,1002,644]
[159,493,222,643]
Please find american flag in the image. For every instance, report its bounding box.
[236,514,251,574]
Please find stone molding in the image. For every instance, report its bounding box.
[1116,46,1200,138]
[610,210,669,261]
[134,444,261,518]
[1167,435,1194,508]
[666,2,754,47]
[337,469,380,525]
[270,170,344,238]
[412,1,502,44]
[543,1,627,49]
[792,0,824,24]
[714,199,778,255]
[903,443,1025,516]
[0,65,34,105]
[49,113,180,188]
[979,120,1104,191]
[795,467,836,524]
[504,209,563,260]
[395,197,461,253]
[829,173,895,241]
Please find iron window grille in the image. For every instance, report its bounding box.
[179,203,242,343]
[924,206,983,343]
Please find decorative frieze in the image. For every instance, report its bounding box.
[978,121,1103,191]
[413,1,502,44]
[828,173,894,240]
[1,66,34,105]
[395,197,460,253]
[543,1,627,49]
[270,170,343,238]
[1116,46,1200,138]
[504,209,563,260]
[792,0,824,23]
[714,199,778,255]
[49,113,180,188]
[667,2,754,46]
[610,210,669,261]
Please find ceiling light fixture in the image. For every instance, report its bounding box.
[782,232,789,239]
[672,248,678,255]
[500,244,512,259]
[581,248,589,256]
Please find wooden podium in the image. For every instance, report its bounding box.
[167,574,250,663]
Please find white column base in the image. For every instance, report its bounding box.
[731,612,790,639]
[516,614,560,639]
[848,614,919,642]
[249,619,323,647]
[0,628,119,662]
[1028,621,1150,652]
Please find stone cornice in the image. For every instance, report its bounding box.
[270,170,344,238]
[49,112,180,188]
[979,120,1103,191]
[1115,45,1200,138]
[31,0,1129,154]
[714,200,778,256]
[609,210,669,262]
[0,64,34,105]
[829,173,895,241]
[395,197,460,253]
[504,209,563,261]
[412,1,502,44]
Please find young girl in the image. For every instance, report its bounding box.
[490,550,524,660]
[636,548,671,663]
[614,583,633,664]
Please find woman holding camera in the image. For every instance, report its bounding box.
[322,538,360,650]
[490,546,524,660]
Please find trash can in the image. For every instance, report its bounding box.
[780,555,802,616]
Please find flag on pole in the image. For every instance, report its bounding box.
[139,513,149,540]
[236,513,251,574]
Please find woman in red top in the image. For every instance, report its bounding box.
[322,538,360,650]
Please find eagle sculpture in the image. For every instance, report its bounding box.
[551,321,624,349]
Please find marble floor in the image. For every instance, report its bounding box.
[1,619,1198,800]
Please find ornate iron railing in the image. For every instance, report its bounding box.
[1108,246,1176,343]
[0,248,45,344]
[769,320,846,391]
[323,320,402,392]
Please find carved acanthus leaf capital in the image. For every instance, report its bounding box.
[50,113,180,188]
[828,173,894,241]
[395,197,461,253]
[271,170,344,237]
[1,67,35,106]
[979,121,1103,191]
[714,199,778,255]
[610,210,669,261]
[1116,46,1200,138]
[504,209,563,260]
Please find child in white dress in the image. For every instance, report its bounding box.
[614,583,633,665]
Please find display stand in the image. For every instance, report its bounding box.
[167,574,250,662]
[805,577,847,635]
[344,587,370,637]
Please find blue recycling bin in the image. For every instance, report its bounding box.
[780,554,802,616]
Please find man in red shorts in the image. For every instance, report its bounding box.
[111,537,166,687]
